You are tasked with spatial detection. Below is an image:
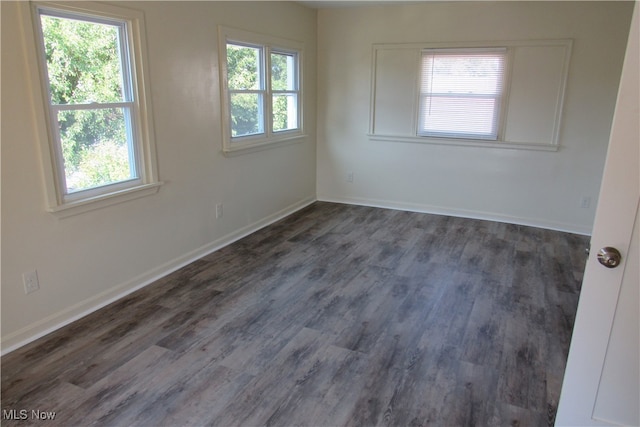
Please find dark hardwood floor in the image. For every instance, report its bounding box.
[1,202,589,426]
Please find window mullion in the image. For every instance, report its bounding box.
[265,45,272,138]
[52,101,134,111]
[229,89,264,95]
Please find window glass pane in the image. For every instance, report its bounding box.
[40,14,125,105]
[227,44,262,90]
[272,94,298,132]
[58,108,136,193]
[271,52,296,91]
[230,93,264,137]
[419,50,505,140]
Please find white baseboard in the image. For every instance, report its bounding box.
[1,197,316,356]
[317,194,592,236]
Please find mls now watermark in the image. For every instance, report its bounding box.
[3,409,57,421]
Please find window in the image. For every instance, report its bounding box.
[418,48,506,140]
[31,2,160,214]
[220,27,303,153]
[369,40,572,151]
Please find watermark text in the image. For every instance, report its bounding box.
[3,409,57,421]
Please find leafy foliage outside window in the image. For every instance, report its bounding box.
[40,13,136,193]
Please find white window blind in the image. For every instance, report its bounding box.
[418,48,507,140]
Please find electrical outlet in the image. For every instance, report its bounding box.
[580,196,592,209]
[347,171,354,183]
[216,203,223,219]
[23,270,40,294]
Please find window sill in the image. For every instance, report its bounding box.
[47,182,163,218]
[368,134,559,152]
[223,134,307,157]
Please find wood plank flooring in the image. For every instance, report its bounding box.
[1,202,589,426]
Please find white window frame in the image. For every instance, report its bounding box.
[219,26,304,155]
[27,2,161,217]
[418,47,507,141]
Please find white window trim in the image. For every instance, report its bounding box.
[23,1,161,217]
[218,26,305,155]
[368,39,572,151]
[368,134,560,152]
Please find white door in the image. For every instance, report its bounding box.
[555,4,639,426]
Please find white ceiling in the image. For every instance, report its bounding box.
[297,0,432,9]
[297,0,621,8]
